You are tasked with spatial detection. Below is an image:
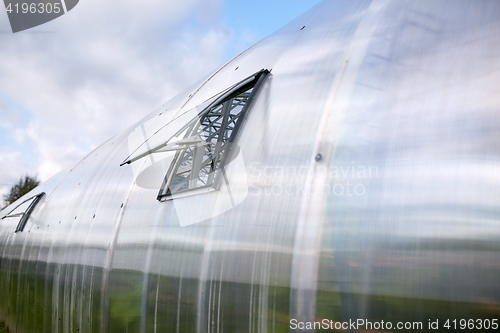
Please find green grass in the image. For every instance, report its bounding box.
[0,321,10,333]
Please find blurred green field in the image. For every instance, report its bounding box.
[0,321,10,333]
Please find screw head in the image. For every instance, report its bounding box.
[315,154,322,162]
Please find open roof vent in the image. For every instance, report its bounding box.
[157,69,269,200]
[1,192,45,232]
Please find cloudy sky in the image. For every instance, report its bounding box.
[0,0,320,207]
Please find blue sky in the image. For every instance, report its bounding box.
[222,0,321,59]
[0,0,321,207]
[223,0,320,35]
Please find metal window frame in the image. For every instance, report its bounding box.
[157,69,270,201]
[1,192,45,233]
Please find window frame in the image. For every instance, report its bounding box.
[1,192,45,233]
[157,69,270,201]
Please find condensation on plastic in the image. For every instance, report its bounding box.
[1,0,500,332]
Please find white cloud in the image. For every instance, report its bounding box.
[0,0,236,189]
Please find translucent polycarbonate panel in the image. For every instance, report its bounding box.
[1,0,500,332]
[314,0,500,330]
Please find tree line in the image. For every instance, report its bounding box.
[2,174,39,210]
